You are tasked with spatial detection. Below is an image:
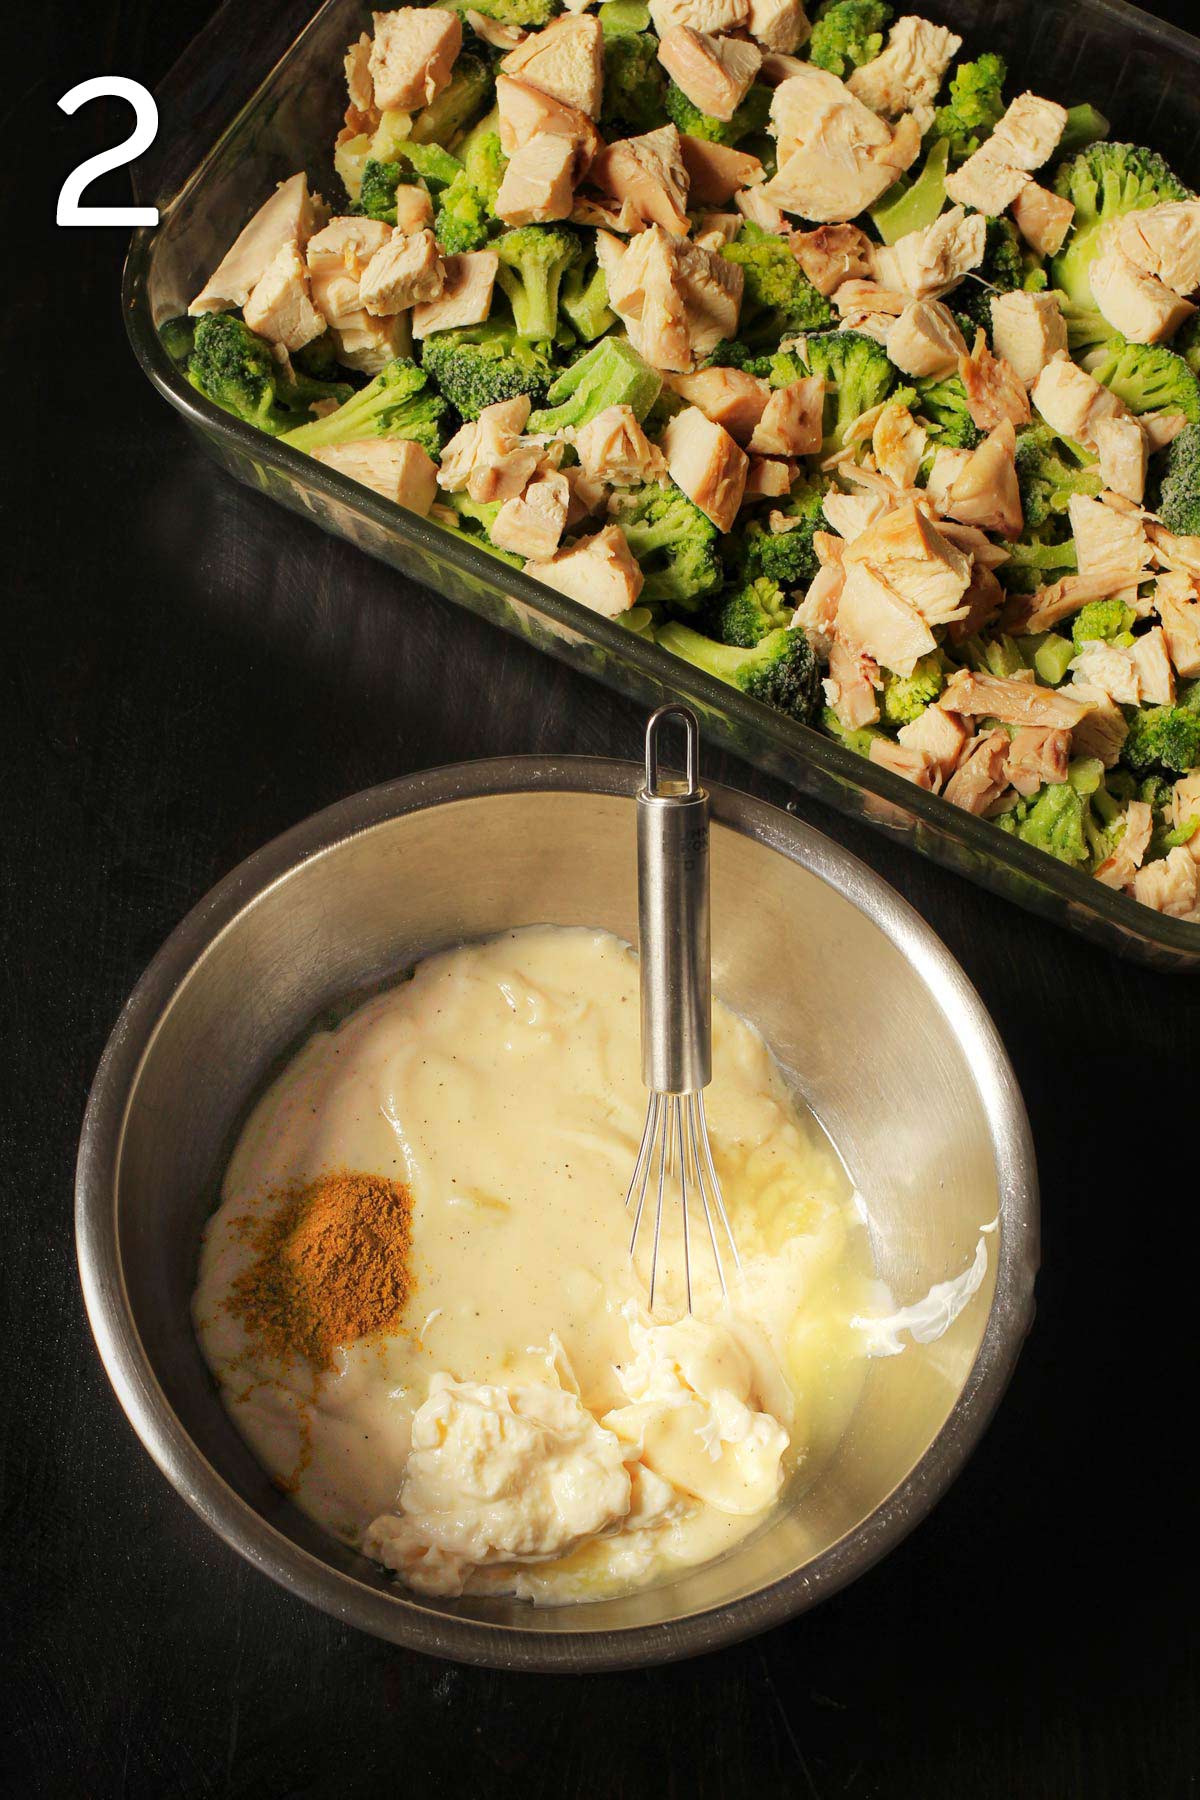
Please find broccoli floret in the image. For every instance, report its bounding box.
[446,0,552,24]
[187,313,351,435]
[926,54,1007,163]
[1090,336,1200,425]
[807,0,893,78]
[560,254,616,341]
[880,651,947,725]
[1121,702,1200,776]
[954,218,1027,339]
[915,374,981,449]
[528,337,662,431]
[870,138,950,245]
[602,33,665,134]
[996,780,1090,865]
[493,225,582,339]
[1153,421,1200,536]
[663,78,771,147]
[357,159,406,223]
[1013,424,1103,527]
[280,357,448,457]
[957,632,1026,678]
[1050,143,1191,309]
[718,232,834,343]
[421,321,556,419]
[800,330,896,450]
[1072,598,1136,646]
[409,45,493,147]
[460,114,507,204]
[435,171,492,253]
[737,482,827,586]
[820,705,886,758]
[609,487,723,607]
[656,623,821,723]
[714,576,793,647]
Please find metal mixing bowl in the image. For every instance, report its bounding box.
[76,757,1038,1672]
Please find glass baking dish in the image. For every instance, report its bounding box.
[124,0,1200,968]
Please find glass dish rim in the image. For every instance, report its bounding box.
[121,0,1200,962]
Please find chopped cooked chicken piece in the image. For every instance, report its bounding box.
[591,124,691,236]
[393,186,435,233]
[995,91,1068,167]
[1011,570,1133,633]
[1147,521,1200,577]
[940,667,1092,729]
[793,561,843,656]
[868,738,938,787]
[678,137,765,204]
[311,437,438,512]
[491,470,571,558]
[661,407,749,529]
[571,194,645,233]
[989,291,1067,386]
[307,214,393,276]
[1093,798,1153,889]
[924,445,969,511]
[306,216,409,371]
[694,210,743,247]
[1114,199,1200,294]
[1130,625,1177,705]
[369,7,462,111]
[944,420,1023,539]
[945,562,1004,645]
[496,133,578,224]
[1142,410,1190,453]
[743,455,795,498]
[606,226,743,369]
[735,186,790,233]
[649,0,750,33]
[843,500,972,624]
[410,249,498,338]
[1155,569,1200,677]
[759,49,808,82]
[1090,246,1196,345]
[763,67,921,223]
[345,32,376,120]
[746,0,809,53]
[790,222,873,295]
[836,562,937,675]
[897,700,971,782]
[438,395,540,502]
[657,27,763,121]
[664,367,771,442]
[495,75,602,174]
[1003,725,1071,797]
[748,376,825,455]
[1068,639,1143,706]
[358,227,445,313]
[944,148,1029,217]
[465,8,527,50]
[243,241,327,351]
[563,462,608,528]
[1093,414,1148,505]
[871,402,926,488]
[1068,492,1151,586]
[191,173,327,315]
[825,633,881,728]
[885,298,967,378]
[527,522,645,617]
[1010,182,1074,258]
[846,15,961,133]
[958,330,1031,430]
[572,405,668,485]
[1133,845,1200,917]
[832,279,907,334]
[1063,679,1127,766]
[822,489,888,540]
[943,728,1011,815]
[500,14,604,118]
[872,204,986,301]
[1031,350,1128,447]
[938,522,1011,569]
[1171,770,1200,861]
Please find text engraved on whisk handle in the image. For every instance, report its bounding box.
[637,789,712,1096]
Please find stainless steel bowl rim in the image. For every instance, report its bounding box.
[76,755,1039,1672]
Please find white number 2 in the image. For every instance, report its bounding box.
[57,77,160,227]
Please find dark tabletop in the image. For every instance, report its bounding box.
[5,3,1199,1794]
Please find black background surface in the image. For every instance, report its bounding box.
[4,3,1198,1794]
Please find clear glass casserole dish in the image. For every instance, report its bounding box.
[124,0,1200,968]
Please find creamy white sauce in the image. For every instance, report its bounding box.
[193,926,878,1603]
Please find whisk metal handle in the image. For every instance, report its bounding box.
[637,706,711,1097]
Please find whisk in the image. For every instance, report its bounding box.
[626,705,740,1314]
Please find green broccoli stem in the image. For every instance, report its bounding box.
[528,338,662,431]
[869,138,949,245]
